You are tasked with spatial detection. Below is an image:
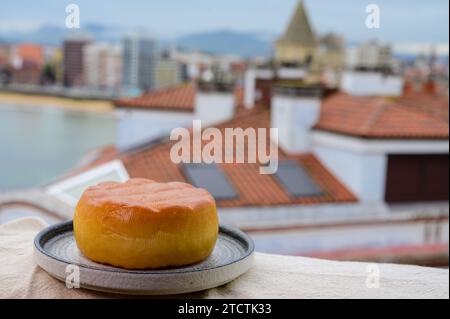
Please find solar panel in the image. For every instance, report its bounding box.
[183,163,238,200]
[275,160,324,197]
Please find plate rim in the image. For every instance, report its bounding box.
[34,220,255,274]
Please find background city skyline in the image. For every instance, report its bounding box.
[1,0,449,48]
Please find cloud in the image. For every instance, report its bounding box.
[0,20,42,33]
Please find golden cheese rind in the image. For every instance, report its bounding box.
[73,179,219,269]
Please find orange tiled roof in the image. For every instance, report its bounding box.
[16,43,44,67]
[119,109,357,208]
[67,106,357,207]
[314,93,449,139]
[115,83,196,112]
[115,83,247,114]
[398,91,449,123]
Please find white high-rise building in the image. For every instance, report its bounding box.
[346,41,393,70]
[122,34,158,92]
[83,43,122,89]
[342,41,402,97]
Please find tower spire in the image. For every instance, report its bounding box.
[278,0,316,46]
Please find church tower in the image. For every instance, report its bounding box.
[275,0,317,67]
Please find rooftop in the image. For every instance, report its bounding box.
[104,108,356,208]
[15,43,44,67]
[62,99,358,208]
[114,82,245,113]
[61,86,450,207]
[314,92,449,139]
[398,85,449,123]
[115,83,196,112]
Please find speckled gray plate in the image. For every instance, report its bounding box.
[34,221,254,295]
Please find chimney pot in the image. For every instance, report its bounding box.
[422,80,437,95]
[403,82,415,95]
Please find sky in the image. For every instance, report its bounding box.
[1,0,449,45]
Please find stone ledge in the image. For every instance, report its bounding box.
[0,217,448,299]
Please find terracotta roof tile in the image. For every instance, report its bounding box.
[62,89,448,208]
[115,84,247,114]
[314,93,449,139]
[114,83,196,112]
[397,91,449,123]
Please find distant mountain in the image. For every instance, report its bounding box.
[0,25,64,45]
[176,30,275,57]
[0,24,276,58]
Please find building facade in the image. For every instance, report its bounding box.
[83,43,122,89]
[346,41,394,70]
[154,59,181,90]
[122,35,158,92]
[63,37,91,87]
[14,43,44,68]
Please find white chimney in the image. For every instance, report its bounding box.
[341,70,404,97]
[271,86,322,154]
[195,83,235,126]
[244,69,256,109]
[244,68,274,109]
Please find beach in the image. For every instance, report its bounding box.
[0,91,114,113]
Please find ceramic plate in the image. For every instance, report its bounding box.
[34,221,254,295]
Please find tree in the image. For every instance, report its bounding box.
[41,63,56,84]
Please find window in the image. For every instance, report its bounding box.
[274,160,323,197]
[385,154,449,202]
[183,163,238,200]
